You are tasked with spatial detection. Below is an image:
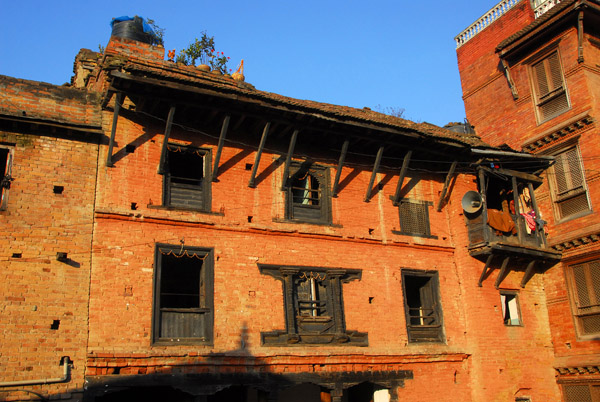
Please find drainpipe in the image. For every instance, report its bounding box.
[0,356,72,387]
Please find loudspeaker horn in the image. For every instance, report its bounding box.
[461,191,483,213]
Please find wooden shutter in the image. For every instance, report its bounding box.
[553,147,589,218]
[399,200,431,236]
[571,260,600,335]
[532,51,569,121]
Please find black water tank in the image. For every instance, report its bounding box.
[111,16,152,44]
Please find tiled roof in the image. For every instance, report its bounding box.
[110,55,491,149]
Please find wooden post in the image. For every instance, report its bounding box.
[528,182,546,248]
[364,146,384,202]
[281,129,299,191]
[332,140,349,197]
[158,105,176,175]
[393,150,412,205]
[479,168,489,243]
[512,176,523,243]
[106,92,122,167]
[212,115,230,181]
[248,122,270,188]
[436,161,457,211]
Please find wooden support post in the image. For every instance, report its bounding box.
[281,129,299,190]
[158,105,176,175]
[248,122,270,188]
[512,176,523,243]
[106,92,122,167]
[528,182,547,248]
[332,140,349,197]
[521,260,536,288]
[479,168,489,243]
[478,254,494,287]
[495,256,511,289]
[436,161,457,212]
[212,115,230,181]
[364,146,384,202]
[393,150,412,205]
[578,10,584,63]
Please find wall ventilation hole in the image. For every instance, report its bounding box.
[248,216,253,223]
[245,163,253,171]
[53,186,64,194]
[131,202,138,210]
[12,253,22,258]
[50,320,60,330]
[368,297,374,304]
[368,228,374,235]
[125,144,136,153]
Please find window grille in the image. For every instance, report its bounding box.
[531,51,570,122]
[568,260,600,337]
[395,199,435,238]
[552,146,590,220]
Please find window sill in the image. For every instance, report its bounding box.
[392,230,438,240]
[273,217,341,228]
[152,338,213,346]
[261,330,368,346]
[555,208,593,225]
[148,204,224,216]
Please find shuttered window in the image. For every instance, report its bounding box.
[568,260,600,337]
[562,383,600,402]
[153,244,214,344]
[402,270,445,343]
[0,146,13,211]
[395,199,435,238]
[552,146,590,220]
[531,51,570,123]
[163,144,211,211]
[286,162,331,224]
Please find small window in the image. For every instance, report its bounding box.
[285,162,331,224]
[0,146,14,210]
[531,50,570,123]
[551,145,590,220]
[163,144,211,211]
[259,265,367,346]
[567,259,600,337]
[153,244,213,344]
[394,199,436,238]
[500,291,522,326]
[562,383,600,402]
[401,270,444,343]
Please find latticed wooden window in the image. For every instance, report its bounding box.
[531,51,570,122]
[153,244,214,344]
[562,383,600,402]
[568,260,600,337]
[397,199,433,237]
[552,146,590,220]
[163,144,211,211]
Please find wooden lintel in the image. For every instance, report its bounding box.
[478,255,494,287]
[158,106,176,175]
[212,115,231,181]
[332,140,349,197]
[364,146,384,202]
[106,92,123,167]
[479,166,543,185]
[494,256,511,289]
[248,122,270,188]
[520,260,536,288]
[393,150,412,205]
[281,129,299,190]
[436,161,457,212]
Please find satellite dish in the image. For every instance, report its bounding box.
[462,191,483,213]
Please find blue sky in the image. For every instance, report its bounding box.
[0,0,500,126]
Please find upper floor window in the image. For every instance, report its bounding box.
[566,259,600,338]
[259,264,367,346]
[401,270,445,343]
[500,291,522,326]
[393,199,436,238]
[551,145,590,221]
[530,50,570,123]
[153,244,214,344]
[285,162,331,224]
[163,144,211,211]
[0,146,14,211]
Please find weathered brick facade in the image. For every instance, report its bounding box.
[456,0,600,400]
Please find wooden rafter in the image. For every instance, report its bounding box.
[158,106,176,175]
[332,140,349,198]
[248,122,270,188]
[212,115,231,181]
[106,92,123,167]
[364,146,384,202]
[392,150,412,205]
[436,161,457,212]
[281,129,299,190]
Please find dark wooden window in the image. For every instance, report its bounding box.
[285,162,331,224]
[153,244,213,344]
[394,199,436,238]
[500,291,522,326]
[0,146,13,211]
[259,265,367,346]
[531,51,570,122]
[562,383,600,402]
[552,146,590,220]
[402,270,444,343]
[567,259,600,337]
[163,144,211,211]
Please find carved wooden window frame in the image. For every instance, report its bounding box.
[152,244,214,345]
[401,269,445,343]
[284,161,332,225]
[162,144,212,211]
[259,264,367,346]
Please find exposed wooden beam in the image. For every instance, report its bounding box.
[364,146,384,202]
[281,129,299,190]
[479,166,543,185]
[501,59,519,100]
[478,255,494,287]
[578,10,584,63]
[520,260,536,288]
[212,115,231,181]
[332,140,349,198]
[248,122,270,188]
[494,256,511,289]
[392,150,412,205]
[106,92,123,167]
[436,161,457,212]
[158,106,176,175]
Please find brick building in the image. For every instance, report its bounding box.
[455,0,600,400]
[0,16,570,401]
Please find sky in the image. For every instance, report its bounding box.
[0,0,501,127]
